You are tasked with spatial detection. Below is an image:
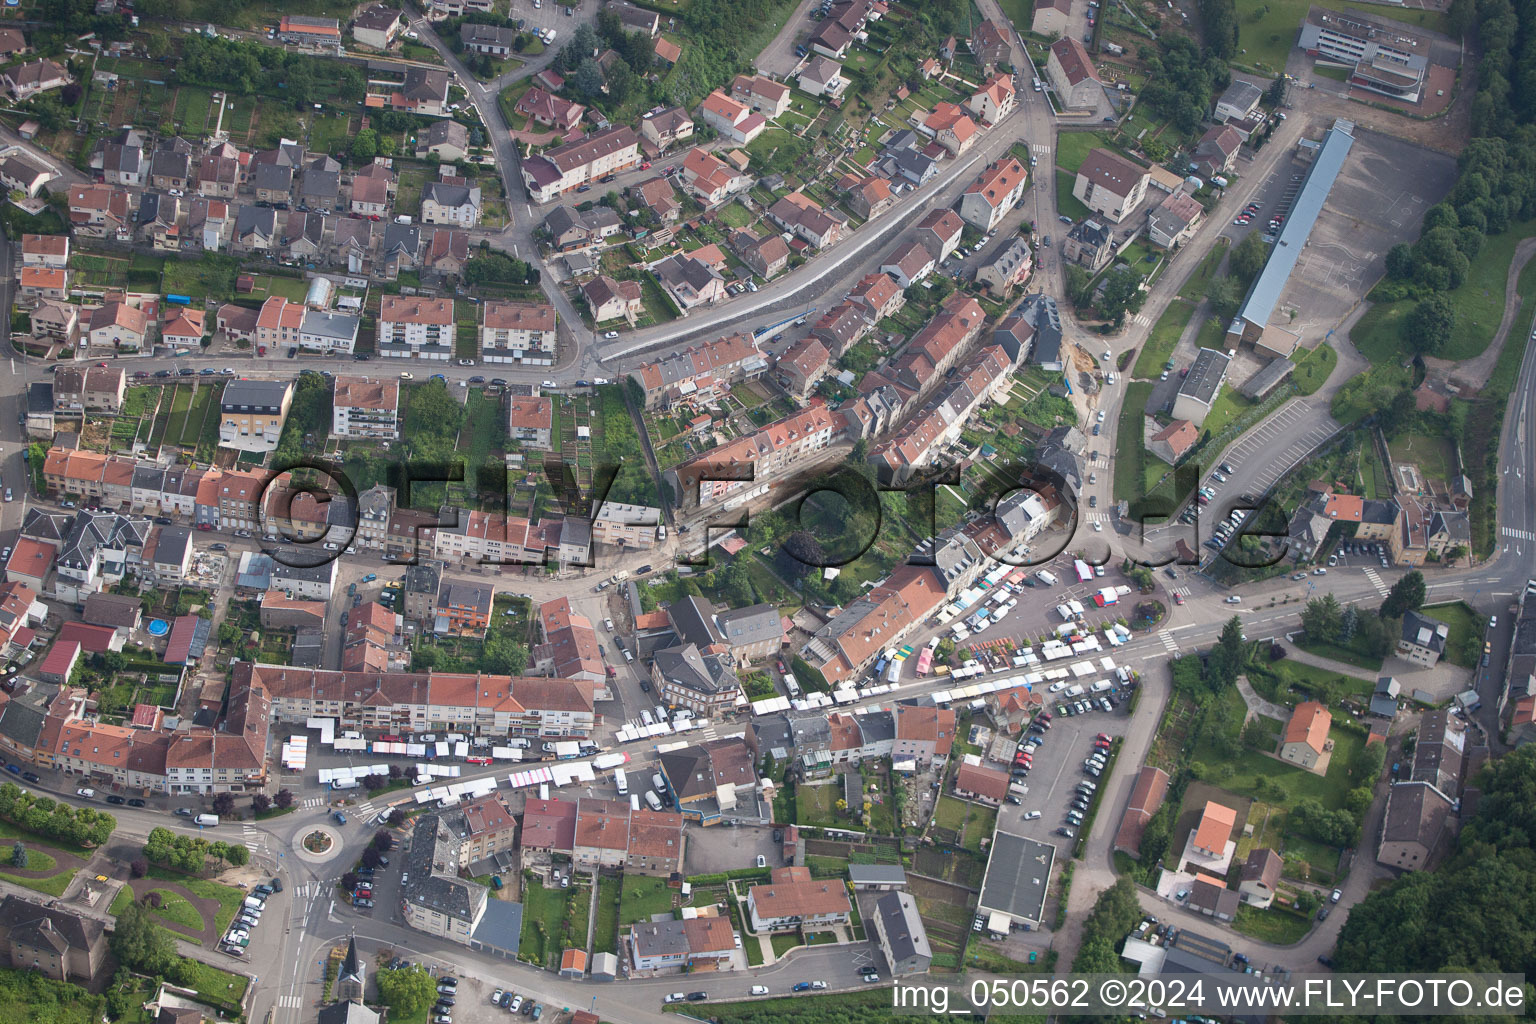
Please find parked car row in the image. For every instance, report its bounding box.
[486,985,543,1019]
[222,880,279,956]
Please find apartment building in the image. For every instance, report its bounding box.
[629,332,764,409]
[665,403,843,511]
[331,376,400,439]
[480,301,557,364]
[219,379,293,454]
[378,296,455,360]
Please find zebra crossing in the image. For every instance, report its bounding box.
[241,824,263,851]
[1030,143,1051,159]
[1504,527,1536,542]
[292,882,318,900]
[1362,567,1389,597]
[301,797,325,809]
[276,996,303,1010]
[1129,312,1153,327]
[356,801,376,818]
[1157,630,1179,653]
[1169,586,1192,599]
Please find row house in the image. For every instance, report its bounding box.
[67,185,130,240]
[533,596,604,687]
[888,292,987,393]
[776,338,831,399]
[808,300,873,359]
[233,662,599,738]
[799,564,947,685]
[590,502,661,550]
[52,366,124,415]
[848,271,905,321]
[520,126,640,203]
[629,332,764,408]
[728,229,790,279]
[869,345,1010,485]
[664,403,843,511]
[766,192,845,249]
[837,174,897,220]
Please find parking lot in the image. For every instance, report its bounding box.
[1286,130,1456,339]
[509,0,597,40]
[987,692,1130,868]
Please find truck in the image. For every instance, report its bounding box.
[1073,559,1094,583]
[593,752,630,771]
[613,768,629,795]
[195,813,220,827]
[783,672,801,698]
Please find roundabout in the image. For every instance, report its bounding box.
[293,825,343,865]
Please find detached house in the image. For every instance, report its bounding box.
[730,230,790,279]
[639,107,693,151]
[699,90,766,145]
[3,58,69,101]
[921,102,978,156]
[767,192,844,248]
[967,72,1016,124]
[480,301,557,363]
[581,275,643,325]
[1072,148,1149,224]
[798,56,848,101]
[87,302,148,351]
[654,254,726,313]
[958,156,1028,231]
[421,181,481,227]
[516,87,585,131]
[730,74,791,118]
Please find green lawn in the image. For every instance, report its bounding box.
[795,782,838,827]
[1252,658,1374,704]
[1292,342,1337,396]
[145,867,245,936]
[1113,381,1154,505]
[6,849,55,873]
[175,958,250,1015]
[110,885,134,917]
[1054,131,1117,176]
[769,932,801,957]
[0,869,73,896]
[1236,0,1447,73]
[1293,636,1386,672]
[592,874,622,955]
[1202,386,1254,440]
[1353,220,1536,367]
[716,202,755,229]
[145,889,206,930]
[1191,715,1364,811]
[518,880,569,968]
[1179,241,1230,301]
[1135,298,1197,378]
[1055,169,1092,222]
[1388,432,1456,483]
[1233,903,1313,943]
[618,874,674,926]
[1423,601,1484,669]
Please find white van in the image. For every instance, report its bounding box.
[614,768,629,795]
[640,710,654,726]
[652,773,666,791]
[644,790,663,811]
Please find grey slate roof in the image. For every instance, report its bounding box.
[252,162,294,193]
[221,378,291,411]
[715,603,780,650]
[873,890,930,963]
[653,643,738,696]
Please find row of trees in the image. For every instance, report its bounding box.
[1301,570,1427,660]
[1375,0,1525,353]
[174,35,366,110]
[143,826,251,873]
[0,783,115,848]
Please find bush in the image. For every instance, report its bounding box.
[130,858,148,878]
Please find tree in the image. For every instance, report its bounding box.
[110,900,178,976]
[1230,231,1269,284]
[361,846,383,869]
[274,789,294,809]
[1404,293,1455,355]
[1293,889,1320,915]
[575,58,605,98]
[1206,274,1242,323]
[10,842,25,869]
[217,621,240,646]
[1301,593,1343,643]
[252,792,271,815]
[1380,569,1427,618]
[341,871,359,892]
[211,792,236,818]
[1264,75,1287,107]
[130,858,148,878]
[350,128,379,163]
[374,829,394,852]
[377,966,438,1018]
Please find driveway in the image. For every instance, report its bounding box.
[753,0,819,78]
[682,823,783,875]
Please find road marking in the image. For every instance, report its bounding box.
[277,996,303,1009]
[1362,567,1389,597]
[1503,527,1535,541]
[357,801,376,817]
[302,797,324,809]
[242,824,263,850]
[1157,630,1179,653]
